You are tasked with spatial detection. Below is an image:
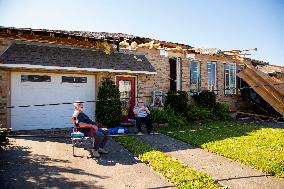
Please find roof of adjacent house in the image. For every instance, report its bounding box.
[0,42,157,74]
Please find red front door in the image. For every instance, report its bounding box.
[116,76,136,123]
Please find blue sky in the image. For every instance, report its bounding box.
[0,0,283,66]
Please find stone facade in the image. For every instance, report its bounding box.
[0,70,10,128]
[0,39,11,128]
[130,47,245,111]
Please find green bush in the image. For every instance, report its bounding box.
[213,102,230,120]
[150,108,187,127]
[193,90,216,108]
[165,90,188,115]
[152,91,229,124]
[189,91,230,122]
[96,78,122,128]
[150,108,167,123]
[186,105,213,122]
[170,115,188,127]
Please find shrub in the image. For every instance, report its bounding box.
[186,105,213,122]
[150,108,167,123]
[193,90,216,108]
[150,108,187,127]
[165,90,188,115]
[213,102,230,120]
[168,114,188,127]
[96,78,122,128]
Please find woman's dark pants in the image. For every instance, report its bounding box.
[136,116,153,134]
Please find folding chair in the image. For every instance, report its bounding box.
[71,117,95,157]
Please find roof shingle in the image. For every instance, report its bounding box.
[0,42,156,73]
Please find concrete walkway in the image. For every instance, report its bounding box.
[0,137,174,189]
[137,134,284,189]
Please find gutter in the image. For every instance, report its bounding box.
[0,64,157,75]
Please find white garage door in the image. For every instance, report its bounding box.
[11,72,96,130]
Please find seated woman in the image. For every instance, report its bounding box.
[133,99,153,135]
[73,101,109,158]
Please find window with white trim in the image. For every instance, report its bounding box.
[190,61,200,93]
[224,63,236,94]
[207,61,217,92]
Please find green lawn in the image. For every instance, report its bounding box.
[114,136,222,189]
[157,121,284,178]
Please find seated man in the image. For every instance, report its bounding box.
[73,101,109,158]
[133,99,153,135]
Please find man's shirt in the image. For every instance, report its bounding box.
[74,111,96,125]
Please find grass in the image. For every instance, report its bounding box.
[157,121,284,178]
[114,136,223,189]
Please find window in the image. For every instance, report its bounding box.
[176,57,182,91]
[207,61,217,91]
[62,76,87,83]
[169,58,177,91]
[21,75,51,82]
[224,63,236,94]
[190,61,200,93]
[237,64,245,92]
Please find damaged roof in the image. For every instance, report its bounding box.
[0,42,156,74]
[0,26,273,66]
[0,26,192,49]
[256,64,284,74]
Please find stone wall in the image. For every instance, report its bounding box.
[0,70,10,128]
[0,39,11,128]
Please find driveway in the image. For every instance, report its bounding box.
[0,136,174,189]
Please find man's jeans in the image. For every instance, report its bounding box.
[93,129,109,150]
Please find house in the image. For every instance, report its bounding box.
[0,26,283,130]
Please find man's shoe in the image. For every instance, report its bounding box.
[98,148,108,154]
[91,149,100,158]
[137,132,143,135]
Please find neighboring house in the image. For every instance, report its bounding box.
[0,26,283,130]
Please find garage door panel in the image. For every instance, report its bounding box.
[11,72,96,130]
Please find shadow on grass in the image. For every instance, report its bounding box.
[0,144,108,189]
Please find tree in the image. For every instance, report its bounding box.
[96,78,122,127]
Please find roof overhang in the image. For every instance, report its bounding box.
[0,64,157,75]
